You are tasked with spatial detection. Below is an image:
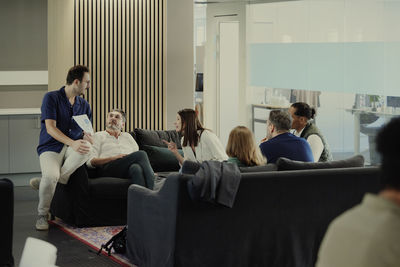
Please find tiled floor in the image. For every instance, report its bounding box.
[13,186,121,266]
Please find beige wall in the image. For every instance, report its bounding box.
[166,0,194,129]
[2,0,195,125]
[48,0,74,91]
[0,0,48,108]
[0,0,47,71]
[0,86,46,109]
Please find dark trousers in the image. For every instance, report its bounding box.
[98,151,155,189]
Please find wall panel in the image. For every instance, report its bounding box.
[74,0,166,131]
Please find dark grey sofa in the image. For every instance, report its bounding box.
[0,178,14,267]
[126,166,380,267]
[50,128,181,227]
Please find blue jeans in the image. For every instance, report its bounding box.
[98,150,155,189]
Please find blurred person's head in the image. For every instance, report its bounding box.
[266,109,292,139]
[289,102,316,132]
[226,126,266,166]
[376,117,400,191]
[176,108,204,147]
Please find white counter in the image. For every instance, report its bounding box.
[0,108,41,116]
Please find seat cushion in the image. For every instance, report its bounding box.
[276,155,365,171]
[142,145,183,172]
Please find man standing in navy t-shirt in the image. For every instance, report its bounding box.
[30,65,93,230]
[259,109,314,164]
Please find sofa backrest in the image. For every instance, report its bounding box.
[179,154,363,176]
[131,128,182,149]
[130,129,182,172]
[276,154,365,171]
[171,166,380,267]
[239,163,277,173]
[181,161,278,175]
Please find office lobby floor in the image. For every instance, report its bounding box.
[13,186,121,266]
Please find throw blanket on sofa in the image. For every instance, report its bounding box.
[187,161,241,208]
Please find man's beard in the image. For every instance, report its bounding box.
[107,123,122,131]
[73,86,84,96]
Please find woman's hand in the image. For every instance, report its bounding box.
[163,140,178,153]
[163,139,184,165]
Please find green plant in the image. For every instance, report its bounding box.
[369,95,380,103]
[369,95,380,111]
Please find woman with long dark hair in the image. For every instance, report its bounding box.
[164,108,228,164]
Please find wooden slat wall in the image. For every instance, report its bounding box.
[74,0,166,131]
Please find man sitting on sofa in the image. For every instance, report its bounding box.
[86,109,155,189]
[289,102,333,162]
[316,117,400,267]
[259,109,314,164]
[31,109,156,190]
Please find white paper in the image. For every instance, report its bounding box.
[72,114,94,135]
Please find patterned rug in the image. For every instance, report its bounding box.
[50,218,136,267]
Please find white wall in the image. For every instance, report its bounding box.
[247,0,400,97]
[219,22,240,147]
[166,0,194,129]
[247,0,393,44]
[204,3,248,133]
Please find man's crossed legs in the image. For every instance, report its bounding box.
[97,150,155,189]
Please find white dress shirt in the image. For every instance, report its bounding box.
[182,130,228,163]
[86,131,139,168]
[293,128,324,162]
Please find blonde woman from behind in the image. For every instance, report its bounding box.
[226,126,266,167]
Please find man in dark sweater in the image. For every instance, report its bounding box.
[259,109,314,164]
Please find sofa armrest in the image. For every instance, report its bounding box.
[127,174,181,267]
[68,165,90,196]
[0,178,14,267]
[50,165,92,226]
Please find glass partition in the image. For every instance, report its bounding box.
[195,0,400,165]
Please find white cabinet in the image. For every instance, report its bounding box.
[0,117,9,173]
[9,115,41,173]
[0,111,41,174]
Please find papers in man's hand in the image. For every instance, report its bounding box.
[73,114,94,135]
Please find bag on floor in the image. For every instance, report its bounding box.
[97,226,127,256]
